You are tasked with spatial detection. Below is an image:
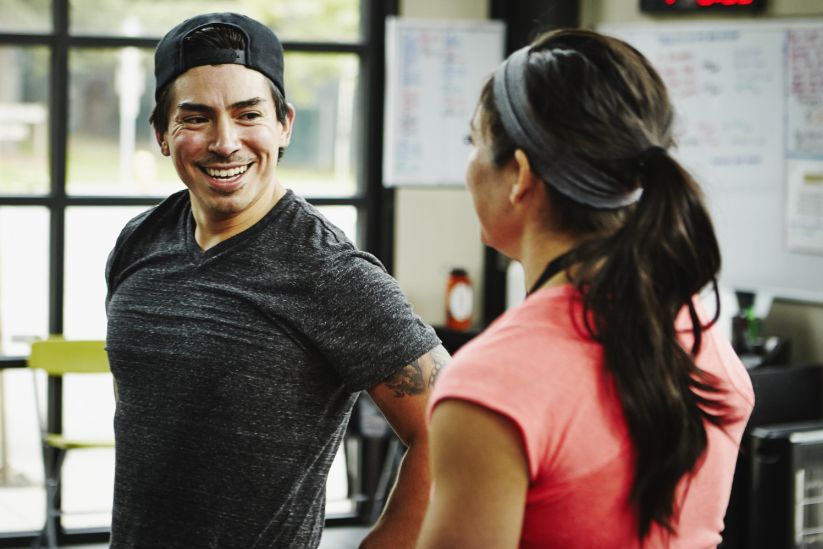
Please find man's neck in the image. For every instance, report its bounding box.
[192,185,286,251]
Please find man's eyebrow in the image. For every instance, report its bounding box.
[231,97,266,109]
[176,97,266,113]
[177,102,213,114]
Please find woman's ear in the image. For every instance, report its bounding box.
[509,149,539,205]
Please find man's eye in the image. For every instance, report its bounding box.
[240,112,262,120]
[183,116,208,124]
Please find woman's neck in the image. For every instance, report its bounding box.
[518,230,577,294]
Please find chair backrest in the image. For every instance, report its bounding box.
[27,338,110,376]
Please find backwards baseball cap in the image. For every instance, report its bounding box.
[153,12,285,101]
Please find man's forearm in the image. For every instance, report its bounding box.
[359,438,430,548]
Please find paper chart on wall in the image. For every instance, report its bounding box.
[383,17,505,186]
[786,28,823,255]
[786,162,823,255]
[601,26,785,193]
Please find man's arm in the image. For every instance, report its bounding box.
[359,344,451,549]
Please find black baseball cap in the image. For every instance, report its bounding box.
[153,12,285,101]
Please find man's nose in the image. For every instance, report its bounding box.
[208,117,240,158]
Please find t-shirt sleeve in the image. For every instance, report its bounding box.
[303,249,440,392]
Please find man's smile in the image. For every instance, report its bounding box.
[200,163,252,180]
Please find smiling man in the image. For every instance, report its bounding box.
[104,12,448,549]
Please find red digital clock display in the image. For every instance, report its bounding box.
[694,0,753,5]
[641,0,765,11]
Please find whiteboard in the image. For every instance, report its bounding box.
[600,21,823,304]
[383,17,505,186]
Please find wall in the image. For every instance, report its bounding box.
[578,0,823,364]
[393,0,823,365]
[393,0,490,327]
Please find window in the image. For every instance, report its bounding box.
[0,0,393,542]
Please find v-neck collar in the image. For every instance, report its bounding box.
[183,189,295,263]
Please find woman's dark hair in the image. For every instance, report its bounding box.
[149,25,290,161]
[480,29,732,539]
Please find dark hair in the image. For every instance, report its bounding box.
[481,29,732,539]
[149,24,290,161]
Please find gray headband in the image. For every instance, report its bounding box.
[492,46,642,209]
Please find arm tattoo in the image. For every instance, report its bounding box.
[382,346,451,397]
[428,346,450,388]
[384,359,426,397]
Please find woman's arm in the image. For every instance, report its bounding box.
[417,399,530,549]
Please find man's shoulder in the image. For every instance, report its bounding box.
[113,191,187,249]
[117,189,188,240]
[280,191,353,246]
[268,190,383,268]
[107,190,189,284]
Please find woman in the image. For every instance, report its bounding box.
[418,29,754,548]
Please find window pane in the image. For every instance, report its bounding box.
[0,207,49,355]
[69,0,361,43]
[0,46,50,196]
[0,368,45,533]
[64,206,152,339]
[0,206,48,533]
[61,374,115,529]
[67,48,182,197]
[281,53,360,198]
[0,0,51,33]
[63,206,151,527]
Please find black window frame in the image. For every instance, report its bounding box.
[0,0,398,544]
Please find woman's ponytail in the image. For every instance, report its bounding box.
[572,149,729,538]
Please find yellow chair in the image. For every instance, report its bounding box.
[27,337,114,549]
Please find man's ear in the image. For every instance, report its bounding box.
[156,131,170,157]
[509,149,539,204]
[279,103,296,146]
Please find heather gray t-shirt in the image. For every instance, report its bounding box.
[105,189,439,549]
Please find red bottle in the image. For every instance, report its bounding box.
[445,268,473,331]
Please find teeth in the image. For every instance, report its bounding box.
[205,165,249,178]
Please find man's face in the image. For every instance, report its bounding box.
[158,64,293,224]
